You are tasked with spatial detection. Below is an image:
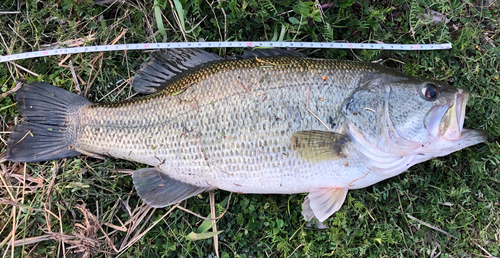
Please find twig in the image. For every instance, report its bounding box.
[119,204,152,250]
[129,206,156,245]
[11,206,16,257]
[97,217,119,253]
[0,166,15,200]
[0,80,22,99]
[13,130,31,145]
[68,60,81,95]
[287,244,304,258]
[42,34,96,50]
[237,81,252,94]
[45,161,60,207]
[475,242,497,258]
[406,213,457,239]
[10,235,52,246]
[168,0,188,42]
[117,203,180,254]
[8,62,39,76]
[0,199,44,211]
[103,222,127,232]
[69,146,106,160]
[85,29,127,97]
[97,78,132,102]
[221,6,227,57]
[277,9,294,16]
[124,92,138,100]
[57,54,72,67]
[206,0,223,47]
[59,208,66,258]
[0,27,12,55]
[315,0,325,23]
[209,191,219,258]
[305,86,330,130]
[44,207,61,221]
[9,24,32,48]
[45,232,99,244]
[0,231,13,249]
[349,48,364,62]
[175,193,232,221]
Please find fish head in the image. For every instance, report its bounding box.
[341,73,487,175]
[387,78,467,144]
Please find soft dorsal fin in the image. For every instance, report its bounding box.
[291,130,350,162]
[132,167,212,207]
[240,48,306,59]
[132,49,223,94]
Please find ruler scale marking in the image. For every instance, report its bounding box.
[0,41,452,63]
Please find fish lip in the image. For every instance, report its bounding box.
[424,89,468,140]
[440,89,467,140]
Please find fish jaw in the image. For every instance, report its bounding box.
[418,88,487,157]
[425,89,468,140]
[421,128,488,157]
[347,125,487,181]
[440,90,467,140]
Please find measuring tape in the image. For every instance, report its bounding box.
[0,41,452,63]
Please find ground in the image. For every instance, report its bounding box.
[0,0,499,257]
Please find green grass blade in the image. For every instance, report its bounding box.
[154,0,168,42]
[278,23,286,42]
[172,0,185,31]
[186,231,223,241]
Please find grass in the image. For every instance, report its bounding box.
[0,0,499,257]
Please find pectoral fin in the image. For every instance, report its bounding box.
[132,168,211,208]
[302,188,348,222]
[291,130,350,162]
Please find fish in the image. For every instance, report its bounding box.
[6,48,488,223]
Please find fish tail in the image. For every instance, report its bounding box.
[6,82,90,162]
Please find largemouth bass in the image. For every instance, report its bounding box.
[6,49,487,222]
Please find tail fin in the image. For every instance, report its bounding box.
[6,82,90,162]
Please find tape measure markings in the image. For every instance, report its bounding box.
[0,41,452,63]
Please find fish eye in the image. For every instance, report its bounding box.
[423,84,439,100]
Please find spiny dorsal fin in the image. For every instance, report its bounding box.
[240,48,306,59]
[132,167,212,207]
[132,49,223,94]
[291,130,350,162]
[133,48,305,94]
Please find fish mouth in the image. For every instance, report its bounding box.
[424,89,468,140]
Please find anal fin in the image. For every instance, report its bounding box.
[132,167,211,208]
[302,188,348,222]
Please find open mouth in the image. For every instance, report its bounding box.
[440,90,467,140]
[424,89,468,140]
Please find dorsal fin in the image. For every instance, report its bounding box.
[132,49,223,94]
[132,48,305,94]
[240,48,306,59]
